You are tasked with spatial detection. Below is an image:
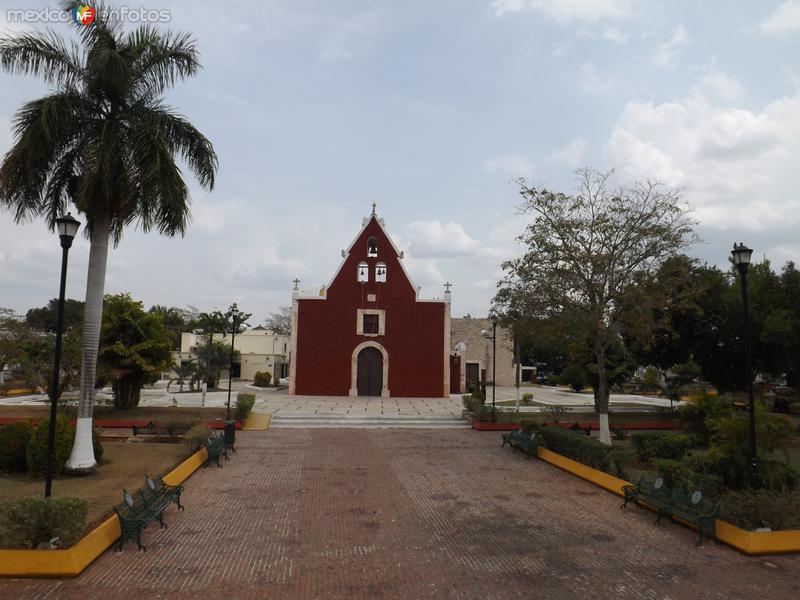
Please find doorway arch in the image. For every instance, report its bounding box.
[349,341,389,397]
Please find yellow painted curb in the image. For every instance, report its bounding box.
[0,446,209,578]
[535,446,800,556]
[242,412,270,431]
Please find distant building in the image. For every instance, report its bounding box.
[176,327,290,381]
[290,207,451,398]
[449,317,515,392]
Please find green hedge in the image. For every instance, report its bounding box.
[0,421,34,472]
[253,371,272,387]
[26,416,74,477]
[0,496,88,549]
[538,426,610,472]
[235,393,256,422]
[631,433,692,463]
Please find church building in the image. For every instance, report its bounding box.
[289,207,451,398]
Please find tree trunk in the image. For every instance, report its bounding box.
[594,338,611,445]
[113,377,141,409]
[66,214,110,472]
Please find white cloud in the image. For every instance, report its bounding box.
[578,61,615,94]
[698,68,746,102]
[490,0,633,22]
[604,92,800,232]
[760,1,800,35]
[552,137,588,167]
[484,153,536,178]
[602,26,628,43]
[403,220,504,260]
[651,24,689,69]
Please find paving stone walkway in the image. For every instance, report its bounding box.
[2,429,798,599]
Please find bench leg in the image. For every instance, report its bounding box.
[174,494,185,511]
[158,512,167,529]
[136,532,146,552]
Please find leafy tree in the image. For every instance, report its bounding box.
[168,357,197,392]
[193,311,227,386]
[264,306,291,335]
[15,326,81,400]
[25,299,84,333]
[496,169,696,443]
[0,3,217,469]
[0,310,33,385]
[149,305,197,350]
[192,340,239,389]
[97,294,172,409]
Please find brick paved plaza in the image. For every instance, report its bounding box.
[2,429,798,599]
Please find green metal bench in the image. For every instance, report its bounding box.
[502,430,540,458]
[622,475,720,545]
[501,429,527,447]
[621,474,673,524]
[204,435,228,468]
[144,475,185,512]
[668,489,720,546]
[113,488,168,551]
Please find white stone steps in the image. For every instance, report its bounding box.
[270,415,468,429]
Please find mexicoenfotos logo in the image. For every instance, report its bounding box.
[72,5,96,26]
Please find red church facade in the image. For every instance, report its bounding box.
[289,210,450,398]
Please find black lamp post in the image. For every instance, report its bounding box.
[731,242,757,486]
[45,213,80,498]
[226,305,239,420]
[482,319,498,411]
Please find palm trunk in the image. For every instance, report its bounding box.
[66,214,110,471]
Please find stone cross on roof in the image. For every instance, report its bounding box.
[371,201,377,215]
[444,282,452,292]
[292,278,300,290]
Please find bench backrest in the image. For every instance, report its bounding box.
[640,475,671,501]
[670,489,720,518]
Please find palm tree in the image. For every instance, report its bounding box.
[0,2,217,470]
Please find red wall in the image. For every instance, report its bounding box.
[293,217,447,398]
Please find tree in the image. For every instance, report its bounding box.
[193,311,227,387]
[168,357,197,392]
[497,169,696,443]
[264,306,291,335]
[97,294,172,409]
[15,326,81,400]
[192,340,239,389]
[25,299,84,332]
[149,305,197,350]
[0,310,34,385]
[0,4,217,470]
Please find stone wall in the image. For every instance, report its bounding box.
[450,317,515,391]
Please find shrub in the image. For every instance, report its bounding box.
[720,489,800,531]
[652,458,694,489]
[547,374,561,386]
[0,421,34,472]
[631,433,692,463]
[678,393,732,446]
[538,426,610,472]
[93,428,104,463]
[609,448,635,480]
[0,497,88,549]
[560,364,587,392]
[183,423,212,453]
[522,393,534,405]
[253,371,272,387]
[472,387,485,402]
[25,416,74,477]
[235,393,256,422]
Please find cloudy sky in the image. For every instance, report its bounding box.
[2,1,800,324]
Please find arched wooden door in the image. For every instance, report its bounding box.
[357,347,383,396]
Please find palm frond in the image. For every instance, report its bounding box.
[0,30,85,87]
[126,26,199,100]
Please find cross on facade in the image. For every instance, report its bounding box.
[292,278,300,290]
[371,201,377,215]
[444,281,452,292]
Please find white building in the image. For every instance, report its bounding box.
[176,327,290,381]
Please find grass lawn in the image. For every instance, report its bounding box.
[0,441,190,531]
[0,405,228,425]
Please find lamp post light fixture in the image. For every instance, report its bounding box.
[226,304,239,421]
[45,213,81,498]
[481,319,498,412]
[731,242,758,486]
